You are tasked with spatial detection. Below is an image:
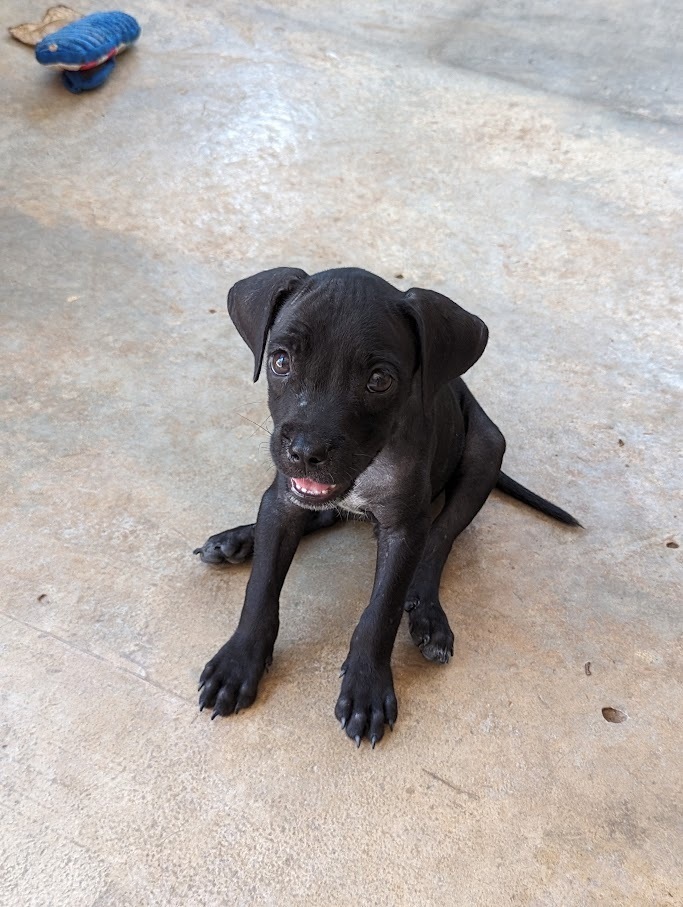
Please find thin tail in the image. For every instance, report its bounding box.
[496,471,582,527]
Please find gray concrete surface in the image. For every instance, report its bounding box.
[1,2,681,904]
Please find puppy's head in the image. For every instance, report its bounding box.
[227,267,487,508]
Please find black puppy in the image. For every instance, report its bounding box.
[194,267,579,747]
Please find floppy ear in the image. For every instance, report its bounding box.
[402,287,488,403]
[227,267,308,381]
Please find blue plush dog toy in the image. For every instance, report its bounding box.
[35,11,140,93]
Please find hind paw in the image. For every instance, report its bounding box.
[405,594,454,664]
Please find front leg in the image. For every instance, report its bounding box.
[193,508,342,565]
[335,513,430,747]
[198,475,310,719]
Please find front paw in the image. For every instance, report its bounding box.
[334,656,398,748]
[193,524,255,564]
[198,636,271,719]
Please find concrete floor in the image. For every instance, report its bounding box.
[1,1,681,904]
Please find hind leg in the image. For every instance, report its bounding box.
[406,397,505,662]
[194,508,341,564]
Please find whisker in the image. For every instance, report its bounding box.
[237,412,273,437]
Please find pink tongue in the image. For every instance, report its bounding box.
[294,477,334,494]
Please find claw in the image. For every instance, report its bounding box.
[211,710,219,721]
[371,735,377,749]
[388,720,394,731]
[355,735,361,748]
[340,717,347,730]
[198,680,205,692]
[199,703,205,712]
[193,547,202,555]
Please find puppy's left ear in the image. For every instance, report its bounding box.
[402,287,488,402]
[227,267,309,381]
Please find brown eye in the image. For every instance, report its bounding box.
[270,350,290,376]
[367,370,393,393]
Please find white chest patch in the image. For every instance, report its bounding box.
[336,488,370,515]
[336,458,392,515]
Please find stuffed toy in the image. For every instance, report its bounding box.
[34,11,141,93]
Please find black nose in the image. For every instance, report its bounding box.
[286,436,330,468]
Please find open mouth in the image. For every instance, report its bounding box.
[290,476,339,503]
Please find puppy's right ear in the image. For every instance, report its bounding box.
[227,268,308,381]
